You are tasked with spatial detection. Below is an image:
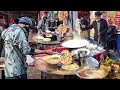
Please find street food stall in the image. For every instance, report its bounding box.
[14,11,120,79]
[29,11,113,79]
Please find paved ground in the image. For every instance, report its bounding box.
[27,66,41,79]
[0,66,41,79]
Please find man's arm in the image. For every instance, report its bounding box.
[17,30,53,55]
[81,22,94,31]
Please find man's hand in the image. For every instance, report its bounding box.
[41,31,45,35]
[82,25,86,28]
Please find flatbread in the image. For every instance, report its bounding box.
[61,50,73,56]
[43,55,60,64]
[43,38,51,42]
[60,50,73,65]
[58,11,68,21]
[36,35,44,39]
[60,55,72,65]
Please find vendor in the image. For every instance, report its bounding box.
[37,16,47,37]
[1,17,54,79]
[48,18,57,32]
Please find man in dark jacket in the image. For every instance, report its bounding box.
[82,11,108,48]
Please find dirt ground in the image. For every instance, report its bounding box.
[27,66,41,79]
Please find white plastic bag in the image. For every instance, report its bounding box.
[26,55,34,66]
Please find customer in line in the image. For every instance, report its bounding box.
[1,17,53,79]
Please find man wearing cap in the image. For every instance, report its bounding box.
[0,17,53,79]
[82,11,108,48]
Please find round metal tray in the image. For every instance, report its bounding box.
[34,58,80,75]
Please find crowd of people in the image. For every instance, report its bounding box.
[0,11,119,79]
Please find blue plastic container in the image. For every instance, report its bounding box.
[117,34,120,52]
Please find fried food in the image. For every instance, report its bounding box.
[60,50,73,65]
[43,55,60,64]
[58,11,68,21]
[101,57,115,66]
[58,24,67,36]
[100,65,111,72]
[61,63,79,70]
[60,55,72,65]
[61,50,73,56]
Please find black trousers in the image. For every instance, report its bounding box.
[1,70,5,79]
[5,73,27,79]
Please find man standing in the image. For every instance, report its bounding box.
[80,16,89,39]
[1,17,53,79]
[82,11,108,48]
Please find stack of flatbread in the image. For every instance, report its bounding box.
[58,11,68,21]
[58,24,67,37]
[60,50,73,65]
